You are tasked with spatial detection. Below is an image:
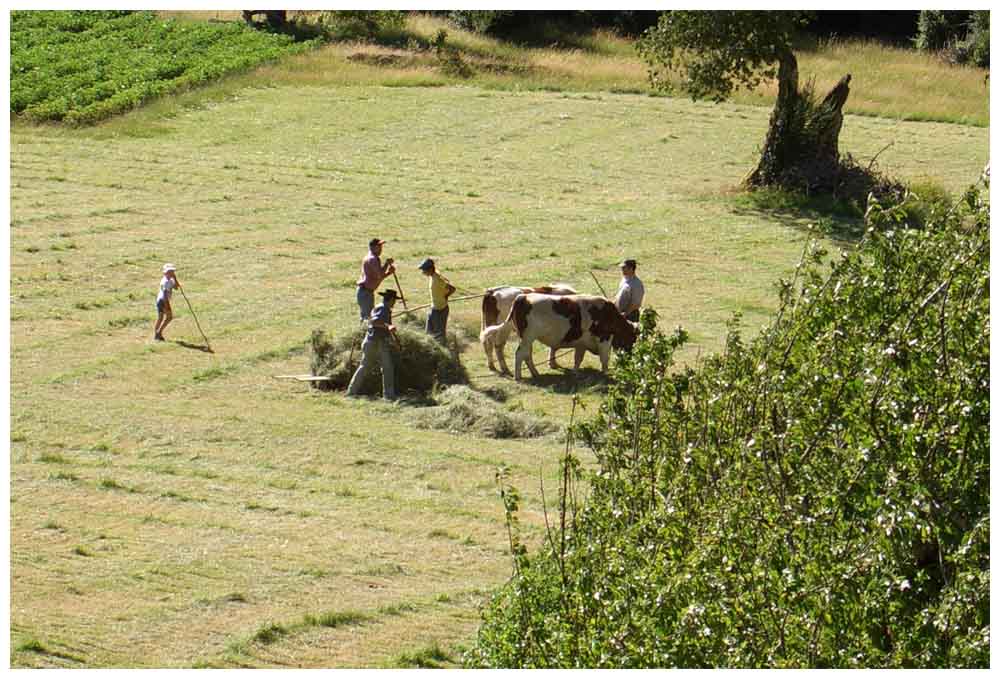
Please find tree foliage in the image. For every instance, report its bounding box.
[637,11,812,103]
[467,185,990,668]
[446,10,516,36]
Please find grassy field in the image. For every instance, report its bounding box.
[8,19,989,669]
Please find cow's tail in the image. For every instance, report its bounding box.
[482,289,501,332]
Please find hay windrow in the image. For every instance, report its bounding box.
[394,310,477,357]
[410,385,561,439]
[310,325,468,395]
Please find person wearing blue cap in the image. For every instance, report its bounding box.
[347,289,400,401]
[418,258,456,344]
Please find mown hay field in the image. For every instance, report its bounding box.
[8,77,988,667]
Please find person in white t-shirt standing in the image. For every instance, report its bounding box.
[154,263,182,341]
[614,258,644,323]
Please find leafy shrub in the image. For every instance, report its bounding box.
[958,11,989,69]
[896,179,954,229]
[913,11,970,51]
[914,10,989,68]
[433,30,475,79]
[447,11,516,35]
[10,11,318,124]
[316,10,406,42]
[467,185,989,668]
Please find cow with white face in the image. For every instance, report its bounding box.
[480,285,576,373]
[481,293,638,380]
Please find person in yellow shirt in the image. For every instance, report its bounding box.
[418,258,456,344]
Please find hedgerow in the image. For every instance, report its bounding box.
[10,10,318,125]
[468,185,989,668]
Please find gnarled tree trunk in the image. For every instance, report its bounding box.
[744,48,852,190]
[242,10,287,30]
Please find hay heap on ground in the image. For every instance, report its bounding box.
[310,325,468,395]
[410,385,560,439]
[395,311,476,356]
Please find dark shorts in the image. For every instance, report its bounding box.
[156,298,169,314]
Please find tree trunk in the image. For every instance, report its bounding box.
[744,47,852,191]
[242,10,287,30]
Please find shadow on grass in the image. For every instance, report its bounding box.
[520,366,610,394]
[729,187,866,244]
[174,340,214,353]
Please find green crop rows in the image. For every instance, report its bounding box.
[10,10,317,125]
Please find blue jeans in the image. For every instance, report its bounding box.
[426,306,449,344]
[356,286,375,322]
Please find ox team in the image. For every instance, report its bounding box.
[344,237,644,400]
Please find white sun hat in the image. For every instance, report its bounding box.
[163,263,177,273]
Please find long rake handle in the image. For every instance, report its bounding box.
[395,293,483,316]
[179,287,211,350]
[391,271,408,310]
[590,271,609,298]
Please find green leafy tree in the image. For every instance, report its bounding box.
[637,11,854,192]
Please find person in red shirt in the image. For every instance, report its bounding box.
[356,238,395,322]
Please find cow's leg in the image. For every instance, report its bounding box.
[494,322,514,375]
[514,340,539,381]
[598,343,611,373]
[574,346,586,369]
[548,347,560,369]
[513,341,526,381]
[481,333,496,371]
[495,339,510,375]
[525,343,541,379]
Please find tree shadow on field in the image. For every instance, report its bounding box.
[174,340,213,354]
[730,191,866,245]
[527,366,609,394]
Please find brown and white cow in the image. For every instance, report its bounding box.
[480,285,576,372]
[481,293,637,380]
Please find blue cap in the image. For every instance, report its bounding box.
[418,258,435,271]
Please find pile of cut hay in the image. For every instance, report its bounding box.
[309,325,468,395]
[395,310,476,357]
[410,385,560,439]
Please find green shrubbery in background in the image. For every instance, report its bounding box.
[446,10,517,36]
[10,10,317,124]
[914,10,989,68]
[468,185,989,668]
[313,10,406,42]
